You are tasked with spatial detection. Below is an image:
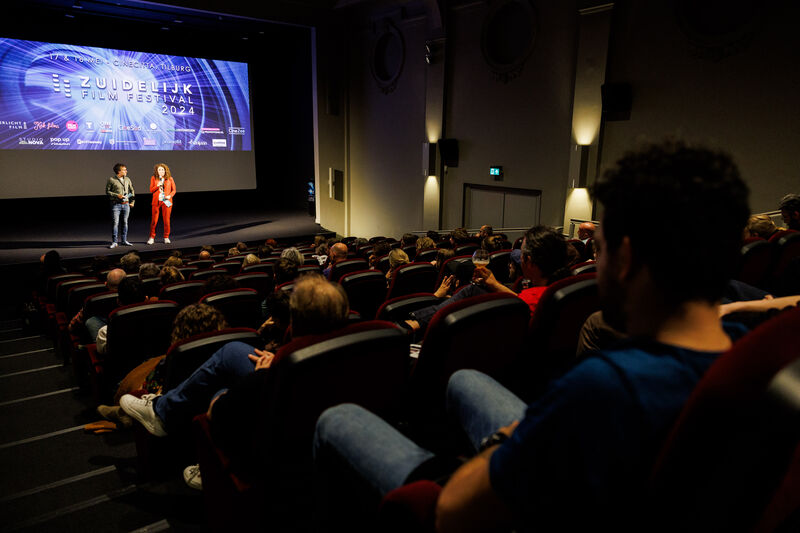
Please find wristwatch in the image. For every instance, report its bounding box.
[479,430,509,452]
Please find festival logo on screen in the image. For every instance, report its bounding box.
[0,37,251,151]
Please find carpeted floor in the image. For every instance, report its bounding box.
[0,314,208,532]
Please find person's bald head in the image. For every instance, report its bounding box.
[578,222,596,240]
[198,250,212,260]
[105,268,126,291]
[289,274,349,337]
[330,242,348,264]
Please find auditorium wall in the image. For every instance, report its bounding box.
[598,1,800,216]
[314,0,800,239]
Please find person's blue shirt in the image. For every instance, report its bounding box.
[489,322,748,531]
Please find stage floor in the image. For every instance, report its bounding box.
[0,208,329,266]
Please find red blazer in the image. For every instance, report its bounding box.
[149,176,176,206]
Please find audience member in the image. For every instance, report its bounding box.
[198,250,212,261]
[163,256,182,269]
[264,238,278,248]
[96,277,149,354]
[159,266,184,286]
[236,241,248,253]
[139,263,160,280]
[200,245,215,255]
[242,254,260,269]
[314,243,329,266]
[449,228,470,248]
[227,247,239,258]
[744,214,779,240]
[415,237,436,254]
[385,248,410,283]
[401,233,419,248]
[577,221,596,242]
[368,241,391,270]
[120,252,141,274]
[202,274,238,297]
[69,268,126,341]
[281,247,305,267]
[481,235,504,253]
[313,141,751,532]
[476,224,493,239]
[426,230,441,242]
[37,250,66,294]
[274,258,299,286]
[96,303,229,427]
[120,275,350,481]
[323,243,348,279]
[257,244,273,259]
[432,248,455,271]
[779,193,800,231]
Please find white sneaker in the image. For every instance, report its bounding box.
[164,238,171,244]
[119,393,167,437]
[109,243,118,249]
[146,238,154,245]
[183,464,202,490]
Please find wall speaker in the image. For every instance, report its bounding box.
[438,138,459,167]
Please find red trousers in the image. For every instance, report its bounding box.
[150,202,172,239]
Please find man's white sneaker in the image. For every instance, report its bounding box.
[109,243,118,249]
[164,238,171,244]
[146,238,154,245]
[119,393,167,437]
[183,464,202,490]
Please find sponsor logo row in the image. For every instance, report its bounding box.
[18,137,228,147]
[3,120,246,135]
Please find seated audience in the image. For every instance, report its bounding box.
[69,268,126,341]
[401,233,419,248]
[313,141,751,532]
[274,258,300,286]
[120,252,141,274]
[577,221,596,242]
[95,277,151,355]
[163,256,182,269]
[202,273,238,297]
[779,193,800,231]
[385,248,410,283]
[449,227,470,248]
[432,248,455,271]
[236,241,248,253]
[427,230,441,242]
[257,244,273,259]
[415,237,436,255]
[96,303,229,427]
[159,266,184,287]
[227,247,239,258]
[242,254,260,269]
[139,263,160,280]
[404,226,570,335]
[745,214,779,240]
[313,243,329,266]
[200,244,215,255]
[476,224,493,239]
[198,250,212,261]
[281,247,305,267]
[368,241,391,270]
[323,243,348,279]
[120,275,349,470]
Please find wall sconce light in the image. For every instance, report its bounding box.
[423,141,437,177]
[572,144,590,188]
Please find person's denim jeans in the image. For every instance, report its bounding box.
[111,202,130,243]
[312,369,528,498]
[445,369,527,451]
[152,341,256,432]
[85,316,106,343]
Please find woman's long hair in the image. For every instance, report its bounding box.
[153,163,172,179]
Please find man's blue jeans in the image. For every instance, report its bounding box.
[111,202,130,243]
[152,341,256,433]
[313,369,528,497]
[85,316,106,343]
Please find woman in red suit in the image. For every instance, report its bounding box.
[147,163,176,244]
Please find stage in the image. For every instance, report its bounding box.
[0,207,327,267]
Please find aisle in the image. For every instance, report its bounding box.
[0,317,206,532]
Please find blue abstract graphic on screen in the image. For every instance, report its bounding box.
[0,38,251,151]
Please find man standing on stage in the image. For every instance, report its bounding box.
[106,163,135,249]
